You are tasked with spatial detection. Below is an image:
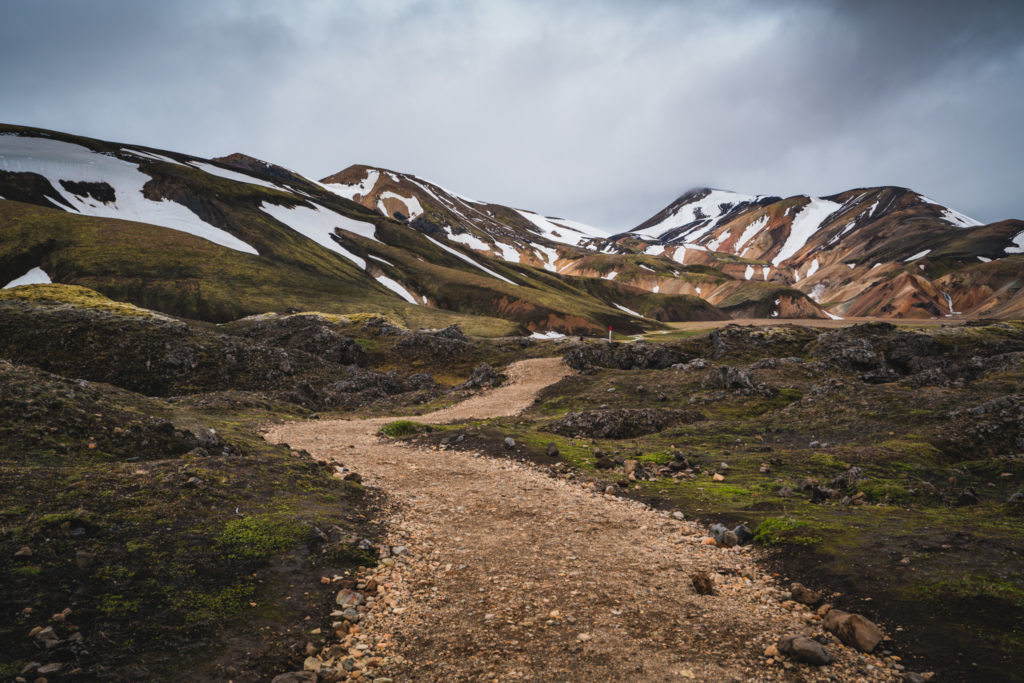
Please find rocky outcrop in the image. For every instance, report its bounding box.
[545,408,704,439]
[563,341,690,371]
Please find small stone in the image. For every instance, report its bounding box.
[576,632,592,641]
[14,546,32,558]
[546,442,559,457]
[75,550,96,569]
[343,472,362,483]
[391,545,408,556]
[182,476,204,488]
[817,603,833,617]
[732,524,753,545]
[504,437,516,448]
[341,608,361,623]
[691,571,716,595]
[37,663,63,676]
[623,459,639,476]
[823,609,884,652]
[1007,491,1023,505]
[671,511,685,521]
[302,657,321,672]
[759,463,771,474]
[778,486,794,498]
[764,644,779,658]
[712,472,725,482]
[335,589,364,608]
[719,530,738,548]
[790,582,822,605]
[777,633,834,666]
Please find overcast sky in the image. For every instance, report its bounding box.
[1,0,1021,231]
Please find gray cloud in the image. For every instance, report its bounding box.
[1,0,1021,230]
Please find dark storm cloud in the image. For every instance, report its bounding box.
[1,0,1021,230]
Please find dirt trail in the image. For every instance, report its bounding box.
[266,358,899,682]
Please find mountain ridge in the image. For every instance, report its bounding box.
[2,123,1022,329]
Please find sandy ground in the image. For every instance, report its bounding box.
[265,358,904,682]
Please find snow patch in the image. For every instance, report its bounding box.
[846,262,857,269]
[425,235,518,285]
[3,266,51,288]
[604,270,618,280]
[189,161,282,191]
[323,168,380,200]
[744,265,754,280]
[735,215,769,252]
[0,135,259,254]
[533,244,560,271]
[368,254,394,266]
[632,189,759,241]
[653,284,660,293]
[904,249,931,262]
[613,303,644,318]
[445,228,490,252]
[124,149,189,167]
[515,210,596,246]
[1005,231,1024,254]
[374,275,419,304]
[762,266,770,280]
[260,201,380,268]
[494,241,522,264]
[977,256,992,262]
[530,330,566,339]
[824,310,843,321]
[772,197,842,265]
[377,191,424,219]
[644,244,665,256]
[807,258,820,278]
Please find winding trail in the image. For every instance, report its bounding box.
[265,358,898,682]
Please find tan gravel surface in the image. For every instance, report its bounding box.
[266,358,904,682]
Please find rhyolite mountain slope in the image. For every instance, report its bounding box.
[2,123,1022,330]
[597,186,1024,319]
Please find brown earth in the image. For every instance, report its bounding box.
[265,358,907,681]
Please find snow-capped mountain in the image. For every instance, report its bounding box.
[600,186,1024,319]
[2,123,1022,327]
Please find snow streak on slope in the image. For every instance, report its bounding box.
[771,197,842,266]
[3,266,51,288]
[633,189,759,240]
[378,191,424,219]
[323,169,380,200]
[424,236,519,285]
[188,161,283,191]
[0,135,259,254]
[917,195,983,228]
[374,275,419,304]
[259,201,378,268]
[515,210,598,246]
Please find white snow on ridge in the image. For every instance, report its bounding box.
[533,244,559,271]
[940,208,983,228]
[323,169,380,200]
[604,270,618,280]
[494,241,522,264]
[515,210,595,246]
[744,265,754,280]
[3,266,51,288]
[0,135,259,255]
[633,189,759,241]
[374,275,419,304]
[613,303,644,318]
[378,191,424,220]
[424,235,518,285]
[1006,231,1024,254]
[530,330,566,339]
[189,161,282,191]
[807,258,820,278]
[644,244,665,256]
[904,249,931,262]
[445,228,490,252]
[772,197,842,266]
[124,149,189,167]
[259,201,380,268]
[735,215,769,252]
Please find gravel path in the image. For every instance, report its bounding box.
[265,358,904,682]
